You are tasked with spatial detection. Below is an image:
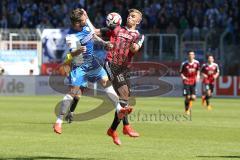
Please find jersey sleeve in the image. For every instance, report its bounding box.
[200,64,205,73]
[179,62,185,73]
[134,34,144,48]
[197,61,200,71]
[215,64,220,73]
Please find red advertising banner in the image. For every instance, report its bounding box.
[216,76,235,96]
[41,63,60,75]
[237,77,240,96]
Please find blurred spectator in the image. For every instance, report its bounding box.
[166,22,177,34]
[0,14,8,28]
[157,13,168,32]
[0,0,238,41]
[0,66,4,75]
[94,12,105,28]
[29,69,33,75]
[179,15,189,31]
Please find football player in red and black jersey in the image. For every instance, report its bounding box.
[201,55,220,110]
[80,9,144,145]
[180,51,200,115]
[98,9,144,145]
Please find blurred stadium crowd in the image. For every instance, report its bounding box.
[0,0,239,39]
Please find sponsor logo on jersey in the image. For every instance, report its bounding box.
[118,32,133,40]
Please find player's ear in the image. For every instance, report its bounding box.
[136,16,142,25]
[136,20,140,25]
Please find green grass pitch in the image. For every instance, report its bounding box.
[0,96,239,160]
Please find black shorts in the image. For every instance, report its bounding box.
[183,84,196,96]
[203,83,214,93]
[104,61,130,95]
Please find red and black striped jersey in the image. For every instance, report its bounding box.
[201,63,219,84]
[101,26,144,67]
[180,60,200,85]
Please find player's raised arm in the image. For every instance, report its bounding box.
[80,8,102,36]
[92,34,113,49]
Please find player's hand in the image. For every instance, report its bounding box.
[78,46,87,53]
[130,43,139,53]
[181,75,188,80]
[105,42,113,50]
[213,74,218,79]
[81,9,88,18]
[202,74,208,78]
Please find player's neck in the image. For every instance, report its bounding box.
[188,59,194,63]
[208,62,213,65]
[126,24,136,30]
[72,26,83,32]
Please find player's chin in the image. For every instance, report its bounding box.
[127,20,134,25]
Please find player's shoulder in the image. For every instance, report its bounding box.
[193,59,200,64]
[66,30,78,41]
[181,60,188,66]
[83,25,92,32]
[212,62,219,67]
[124,26,142,35]
[67,28,77,35]
[114,25,123,31]
[202,63,207,67]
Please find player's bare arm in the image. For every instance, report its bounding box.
[92,34,113,49]
[201,72,208,78]
[196,70,200,81]
[213,72,219,79]
[80,8,103,36]
[180,73,188,80]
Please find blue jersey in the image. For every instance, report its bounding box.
[65,22,108,87]
[65,23,97,68]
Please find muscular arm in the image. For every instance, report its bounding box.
[81,9,102,36]
[94,28,102,36]
[93,34,113,50]
[92,34,107,46]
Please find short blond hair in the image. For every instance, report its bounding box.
[128,8,142,21]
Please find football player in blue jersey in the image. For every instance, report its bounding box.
[53,8,118,134]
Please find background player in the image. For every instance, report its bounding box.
[180,51,200,115]
[201,54,220,110]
